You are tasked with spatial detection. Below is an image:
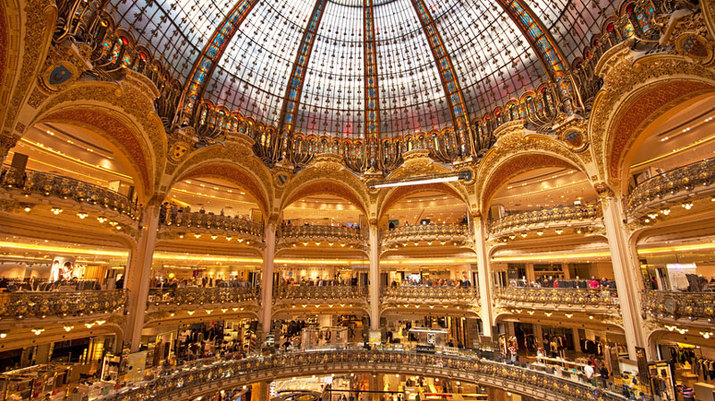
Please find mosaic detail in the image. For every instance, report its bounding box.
[280,0,328,132]
[181,0,258,123]
[409,0,470,135]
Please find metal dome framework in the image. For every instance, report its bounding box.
[108,0,616,138]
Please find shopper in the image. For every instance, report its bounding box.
[583,361,595,385]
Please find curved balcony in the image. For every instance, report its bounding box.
[381,286,479,316]
[0,289,126,322]
[159,208,264,246]
[277,225,366,250]
[101,349,624,401]
[627,158,715,219]
[642,290,715,329]
[382,223,471,249]
[272,285,368,316]
[145,287,260,325]
[0,166,138,220]
[495,287,620,315]
[489,204,602,238]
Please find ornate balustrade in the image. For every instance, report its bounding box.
[159,208,264,245]
[627,158,715,219]
[0,166,138,220]
[277,225,366,249]
[495,287,620,313]
[642,290,715,326]
[382,223,471,248]
[274,285,367,301]
[147,287,259,308]
[381,286,479,315]
[100,349,624,401]
[0,290,126,321]
[489,204,602,238]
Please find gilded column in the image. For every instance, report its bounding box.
[601,194,648,360]
[368,223,380,331]
[260,222,277,334]
[473,214,493,337]
[125,202,161,352]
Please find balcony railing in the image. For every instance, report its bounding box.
[489,204,601,237]
[100,349,626,401]
[278,225,365,244]
[160,208,264,243]
[0,289,126,320]
[627,158,715,218]
[0,166,138,219]
[274,285,367,301]
[382,286,479,302]
[642,290,715,323]
[147,287,259,308]
[383,223,471,245]
[495,287,620,311]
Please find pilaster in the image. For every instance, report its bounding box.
[125,202,160,352]
[260,222,277,334]
[601,194,648,360]
[473,214,493,337]
[368,223,380,330]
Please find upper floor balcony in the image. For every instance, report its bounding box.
[159,207,264,246]
[382,223,472,249]
[494,286,620,316]
[0,166,138,224]
[276,224,366,250]
[381,285,479,315]
[0,288,126,323]
[489,204,602,239]
[145,286,260,325]
[642,290,715,332]
[627,158,715,221]
[272,285,369,316]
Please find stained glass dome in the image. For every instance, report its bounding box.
[108,0,617,138]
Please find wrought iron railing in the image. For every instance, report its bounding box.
[160,207,264,241]
[642,290,715,322]
[0,166,138,219]
[147,287,259,307]
[278,225,365,242]
[383,223,471,243]
[99,349,626,401]
[495,287,619,310]
[489,204,601,237]
[627,158,715,217]
[274,285,367,301]
[382,286,479,302]
[0,289,126,320]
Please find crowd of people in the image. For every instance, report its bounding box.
[149,276,255,289]
[511,276,616,289]
[280,274,357,287]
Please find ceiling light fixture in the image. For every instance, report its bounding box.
[370,171,472,189]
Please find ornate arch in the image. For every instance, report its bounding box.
[475,130,590,211]
[589,48,715,189]
[376,151,472,220]
[27,78,167,202]
[280,156,370,216]
[170,157,273,217]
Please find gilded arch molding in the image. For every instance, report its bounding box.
[280,158,370,217]
[376,153,472,221]
[475,131,591,212]
[169,156,273,217]
[27,77,168,198]
[588,48,715,189]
